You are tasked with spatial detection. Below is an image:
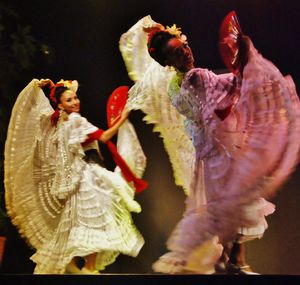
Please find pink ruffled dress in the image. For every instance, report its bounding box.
[119,15,300,274]
[152,40,300,273]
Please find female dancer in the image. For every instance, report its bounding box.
[119,14,300,274]
[4,78,147,274]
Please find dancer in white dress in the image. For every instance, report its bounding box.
[4,78,147,274]
[119,14,300,274]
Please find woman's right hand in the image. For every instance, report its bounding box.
[120,108,130,120]
[38,78,54,88]
[100,108,131,143]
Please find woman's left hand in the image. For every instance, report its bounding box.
[239,35,251,75]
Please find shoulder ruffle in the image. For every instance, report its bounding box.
[63,112,99,146]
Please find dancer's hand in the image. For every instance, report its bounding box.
[239,35,251,76]
[143,23,164,33]
[38,78,54,88]
[120,108,130,120]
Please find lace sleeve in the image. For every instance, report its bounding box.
[126,64,195,196]
[65,112,99,146]
[119,15,158,81]
[4,80,63,248]
[120,16,197,196]
[116,120,146,179]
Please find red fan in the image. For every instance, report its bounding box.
[219,11,243,74]
[106,86,129,128]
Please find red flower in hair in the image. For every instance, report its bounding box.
[146,25,164,47]
[50,109,60,125]
[146,23,185,49]
[147,30,158,44]
[49,84,62,105]
[48,79,79,126]
[149,47,155,53]
[49,80,76,105]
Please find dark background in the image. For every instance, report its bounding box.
[1,0,300,275]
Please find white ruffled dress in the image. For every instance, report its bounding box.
[4,80,146,274]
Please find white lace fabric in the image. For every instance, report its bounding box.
[4,79,146,273]
[120,15,196,196]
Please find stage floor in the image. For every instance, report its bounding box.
[1,273,300,285]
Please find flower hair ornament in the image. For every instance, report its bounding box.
[145,23,187,53]
[49,79,79,105]
[49,79,79,125]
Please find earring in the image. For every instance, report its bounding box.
[59,108,68,121]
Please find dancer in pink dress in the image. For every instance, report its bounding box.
[119,13,300,274]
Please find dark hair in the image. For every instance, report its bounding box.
[148,31,176,66]
[49,86,69,109]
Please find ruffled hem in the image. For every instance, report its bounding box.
[152,236,223,274]
[31,224,144,274]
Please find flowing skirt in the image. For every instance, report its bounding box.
[31,162,144,274]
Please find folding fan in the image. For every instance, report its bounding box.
[106,86,129,128]
[219,11,243,74]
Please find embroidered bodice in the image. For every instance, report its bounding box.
[168,68,240,157]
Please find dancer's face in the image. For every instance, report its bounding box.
[164,37,194,72]
[58,90,80,114]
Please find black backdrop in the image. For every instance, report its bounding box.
[1,0,300,275]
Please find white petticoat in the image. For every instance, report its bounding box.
[31,162,144,274]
